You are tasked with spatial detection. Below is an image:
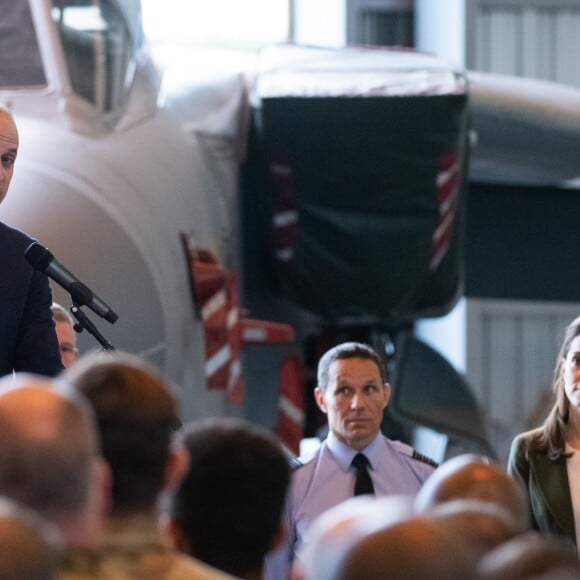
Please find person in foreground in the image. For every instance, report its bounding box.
[478,531,580,579]
[167,417,290,579]
[0,373,107,550]
[332,514,479,580]
[297,494,414,580]
[415,453,530,532]
[0,497,62,580]
[265,341,437,579]
[0,106,62,377]
[508,314,580,553]
[63,351,235,579]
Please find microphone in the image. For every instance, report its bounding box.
[25,242,119,324]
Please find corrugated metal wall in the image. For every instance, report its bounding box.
[466,298,580,463]
[467,1,580,462]
[347,0,414,46]
[357,9,413,45]
[349,1,580,86]
[474,0,580,86]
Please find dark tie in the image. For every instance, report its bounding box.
[351,453,375,496]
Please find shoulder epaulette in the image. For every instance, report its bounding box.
[289,457,304,472]
[412,449,439,468]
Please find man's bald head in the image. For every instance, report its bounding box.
[414,453,529,532]
[428,499,522,562]
[0,374,98,516]
[335,516,478,580]
[299,495,414,580]
[0,106,18,204]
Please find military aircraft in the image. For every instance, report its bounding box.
[4,0,577,460]
[0,0,244,424]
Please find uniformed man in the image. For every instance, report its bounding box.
[62,351,234,580]
[265,341,437,580]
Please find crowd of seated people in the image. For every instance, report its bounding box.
[0,339,579,579]
[297,452,580,580]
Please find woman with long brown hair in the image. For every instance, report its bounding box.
[508,315,580,553]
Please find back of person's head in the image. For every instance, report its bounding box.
[169,417,290,578]
[415,453,530,532]
[478,531,580,579]
[0,374,99,520]
[64,351,180,517]
[299,495,414,580]
[317,342,386,390]
[334,515,478,580]
[0,497,61,580]
[427,499,522,561]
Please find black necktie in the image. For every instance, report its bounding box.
[351,453,375,496]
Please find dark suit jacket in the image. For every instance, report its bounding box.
[508,428,576,549]
[0,221,63,377]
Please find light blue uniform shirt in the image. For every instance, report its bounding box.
[264,431,436,580]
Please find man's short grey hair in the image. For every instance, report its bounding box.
[316,342,387,391]
[51,302,75,327]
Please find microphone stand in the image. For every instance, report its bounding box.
[70,303,115,351]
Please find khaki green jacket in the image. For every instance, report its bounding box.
[508,429,576,548]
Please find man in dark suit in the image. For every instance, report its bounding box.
[0,106,62,376]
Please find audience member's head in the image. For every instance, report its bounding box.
[0,374,107,547]
[298,495,414,580]
[478,531,580,579]
[427,499,522,561]
[333,515,478,580]
[415,453,529,532]
[316,342,387,390]
[168,417,290,579]
[314,342,390,451]
[0,497,62,580]
[51,303,79,369]
[64,351,185,518]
